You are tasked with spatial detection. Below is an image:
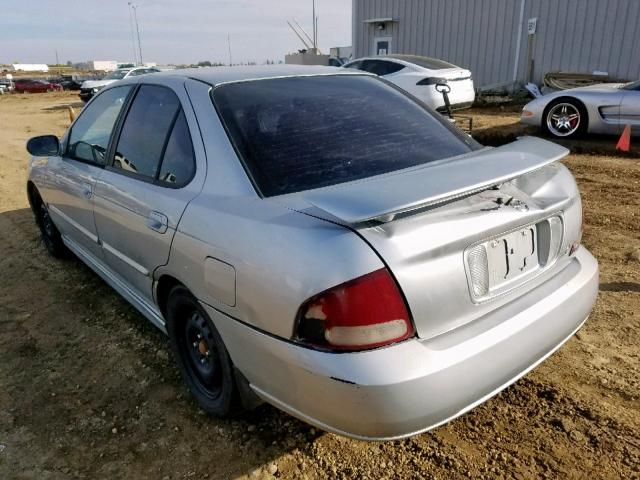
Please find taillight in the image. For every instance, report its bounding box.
[294,268,414,351]
[416,76,444,86]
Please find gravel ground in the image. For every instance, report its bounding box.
[0,92,638,479]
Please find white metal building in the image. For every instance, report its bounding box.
[91,60,118,71]
[352,0,640,90]
[12,64,49,72]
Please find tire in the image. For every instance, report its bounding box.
[542,98,588,139]
[32,194,68,258]
[165,285,240,416]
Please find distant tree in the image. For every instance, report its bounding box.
[66,60,72,66]
[197,61,212,67]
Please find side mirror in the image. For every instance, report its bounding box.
[26,135,60,156]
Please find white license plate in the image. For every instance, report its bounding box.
[486,226,538,289]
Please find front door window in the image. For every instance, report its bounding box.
[67,86,132,164]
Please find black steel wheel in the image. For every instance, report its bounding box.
[166,285,239,415]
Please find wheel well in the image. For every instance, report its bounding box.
[156,275,184,318]
[26,181,42,212]
[543,96,589,130]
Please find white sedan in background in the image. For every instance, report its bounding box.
[343,55,475,111]
[79,66,160,102]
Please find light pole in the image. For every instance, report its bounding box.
[127,2,138,65]
[130,3,143,65]
[312,0,316,49]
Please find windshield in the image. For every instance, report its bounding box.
[621,80,640,91]
[103,70,129,80]
[212,75,478,197]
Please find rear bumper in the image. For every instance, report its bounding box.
[415,80,475,110]
[204,247,598,440]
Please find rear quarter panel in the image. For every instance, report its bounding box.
[158,195,383,339]
[155,79,383,339]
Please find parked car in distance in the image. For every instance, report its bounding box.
[14,79,63,93]
[52,75,86,91]
[0,79,15,93]
[79,66,161,102]
[343,54,475,111]
[26,65,597,440]
[521,80,640,138]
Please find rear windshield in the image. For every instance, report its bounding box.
[212,75,477,197]
[388,55,457,70]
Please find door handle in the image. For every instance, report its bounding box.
[147,211,168,234]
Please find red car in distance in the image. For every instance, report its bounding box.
[14,79,63,93]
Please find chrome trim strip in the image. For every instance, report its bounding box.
[102,241,150,277]
[49,204,99,244]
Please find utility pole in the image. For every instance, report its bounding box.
[128,2,138,64]
[55,49,59,65]
[131,4,143,65]
[227,34,232,66]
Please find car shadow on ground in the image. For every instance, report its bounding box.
[0,207,322,479]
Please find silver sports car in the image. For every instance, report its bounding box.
[521,80,640,138]
[26,66,598,440]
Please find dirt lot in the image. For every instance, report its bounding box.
[0,92,638,479]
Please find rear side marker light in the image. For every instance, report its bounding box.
[416,76,445,86]
[295,268,414,351]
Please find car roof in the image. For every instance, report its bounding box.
[345,55,459,70]
[384,55,458,69]
[148,65,354,86]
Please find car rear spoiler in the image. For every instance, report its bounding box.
[299,137,569,225]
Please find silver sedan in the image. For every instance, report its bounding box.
[26,66,598,440]
[521,80,640,138]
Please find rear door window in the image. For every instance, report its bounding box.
[112,85,195,186]
[213,75,477,197]
[157,110,196,185]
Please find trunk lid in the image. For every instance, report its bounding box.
[295,137,568,225]
[278,137,583,339]
[439,67,472,82]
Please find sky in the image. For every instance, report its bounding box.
[0,0,352,65]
